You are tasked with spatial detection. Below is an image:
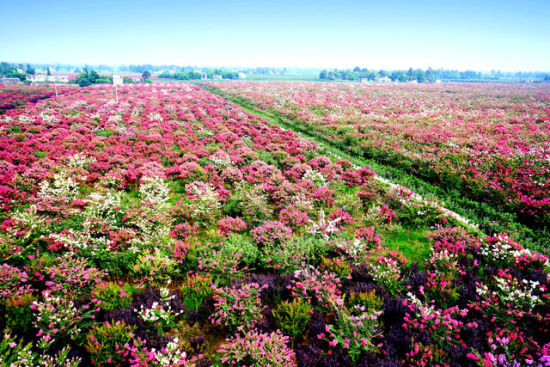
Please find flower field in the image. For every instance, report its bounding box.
[0,83,549,366]
[207,82,550,232]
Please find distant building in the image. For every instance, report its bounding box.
[238,72,247,79]
[27,74,69,84]
[376,77,391,83]
[434,79,442,84]
[212,74,223,80]
[113,74,123,86]
[201,73,208,80]
[0,77,22,85]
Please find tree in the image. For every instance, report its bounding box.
[141,71,151,81]
[26,64,35,75]
[319,70,327,80]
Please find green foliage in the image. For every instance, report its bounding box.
[132,250,179,285]
[4,294,35,331]
[87,248,138,276]
[0,329,34,366]
[74,68,112,87]
[180,273,213,313]
[222,197,243,217]
[95,129,115,137]
[272,299,313,339]
[382,227,431,263]
[33,150,47,159]
[347,289,383,314]
[93,282,136,312]
[85,321,137,366]
[320,257,352,281]
[221,235,258,266]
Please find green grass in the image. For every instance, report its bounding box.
[33,150,47,159]
[381,227,431,264]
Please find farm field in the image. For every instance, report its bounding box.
[205,82,550,251]
[0,83,549,366]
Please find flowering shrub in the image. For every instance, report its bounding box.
[197,248,243,285]
[213,82,550,225]
[0,328,80,367]
[368,256,403,295]
[210,282,266,332]
[180,272,213,312]
[1,82,549,365]
[93,281,136,312]
[86,320,137,366]
[403,293,467,350]
[32,292,99,348]
[323,304,382,363]
[251,220,292,246]
[217,329,297,367]
[0,264,31,302]
[44,254,107,299]
[218,216,247,237]
[132,250,178,285]
[135,287,183,336]
[292,266,343,310]
[475,271,544,325]
[279,206,310,230]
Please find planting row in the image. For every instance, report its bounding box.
[0,85,76,113]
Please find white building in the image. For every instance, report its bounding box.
[376,77,391,83]
[0,77,22,85]
[27,74,69,85]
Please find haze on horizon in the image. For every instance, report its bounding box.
[1,0,549,72]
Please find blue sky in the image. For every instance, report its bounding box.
[1,0,548,71]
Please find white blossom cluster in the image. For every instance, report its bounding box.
[309,210,341,240]
[38,171,79,200]
[148,112,163,122]
[303,169,327,187]
[135,287,183,325]
[476,277,543,312]
[67,153,96,168]
[139,176,171,209]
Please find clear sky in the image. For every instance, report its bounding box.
[1,0,548,71]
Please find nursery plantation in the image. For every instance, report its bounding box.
[0,81,549,366]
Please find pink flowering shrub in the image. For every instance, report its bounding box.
[0,264,32,302]
[329,208,354,230]
[251,220,292,246]
[218,217,247,237]
[291,266,343,310]
[279,206,310,230]
[322,304,382,363]
[311,186,336,207]
[210,282,267,332]
[217,329,297,367]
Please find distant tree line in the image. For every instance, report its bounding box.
[158,70,239,80]
[320,67,550,83]
[73,69,113,87]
